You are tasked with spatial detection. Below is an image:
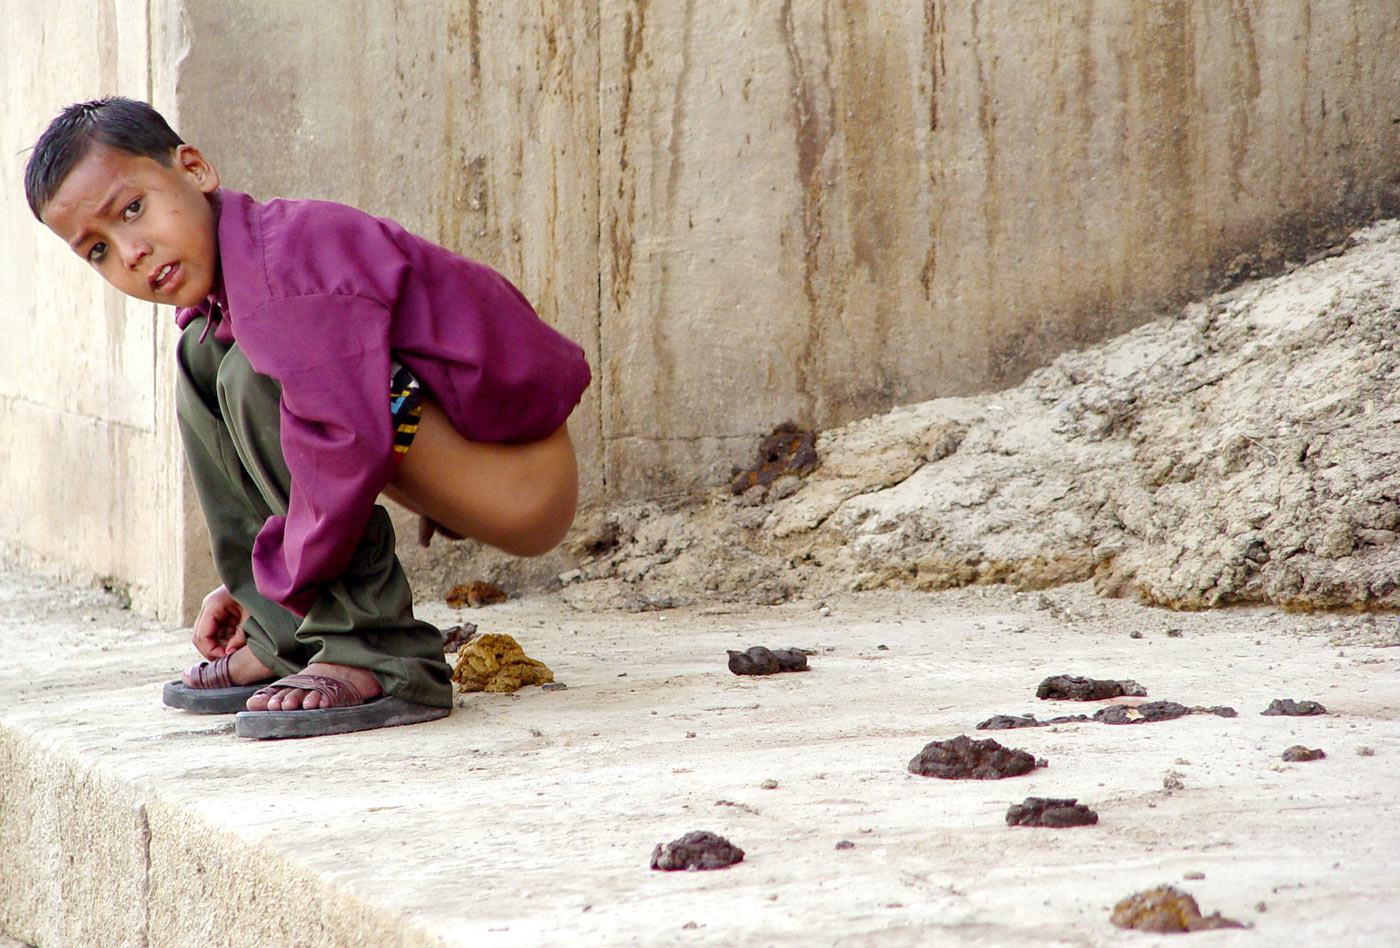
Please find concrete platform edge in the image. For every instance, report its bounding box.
[0,723,446,948]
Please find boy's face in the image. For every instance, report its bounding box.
[40,143,221,308]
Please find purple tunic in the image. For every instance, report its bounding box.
[176,190,590,615]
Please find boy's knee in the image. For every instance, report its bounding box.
[176,318,226,413]
[214,344,278,414]
[498,495,577,557]
[176,318,211,378]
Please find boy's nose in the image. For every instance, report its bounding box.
[121,239,152,269]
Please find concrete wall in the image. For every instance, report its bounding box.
[596,0,1400,491]
[1,0,210,619]
[5,1,1399,617]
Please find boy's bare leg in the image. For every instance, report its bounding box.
[384,396,579,558]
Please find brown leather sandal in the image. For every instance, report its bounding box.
[161,654,276,714]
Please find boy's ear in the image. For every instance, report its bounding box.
[175,144,220,195]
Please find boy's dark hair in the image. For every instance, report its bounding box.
[24,97,184,220]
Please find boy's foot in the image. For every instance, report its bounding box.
[163,648,278,714]
[244,662,383,711]
[181,645,275,689]
[235,664,448,739]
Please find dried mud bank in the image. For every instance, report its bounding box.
[565,221,1400,612]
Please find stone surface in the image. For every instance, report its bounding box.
[565,221,1400,614]
[3,566,1400,946]
[0,734,150,948]
[593,0,1400,500]
[0,2,215,622]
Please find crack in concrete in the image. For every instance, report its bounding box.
[136,802,151,948]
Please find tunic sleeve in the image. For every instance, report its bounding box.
[236,293,399,616]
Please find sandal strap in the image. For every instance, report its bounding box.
[188,655,234,690]
[255,673,366,708]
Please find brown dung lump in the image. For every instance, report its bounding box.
[730,422,819,495]
[1036,675,1147,700]
[907,735,1038,780]
[650,831,746,871]
[445,580,508,608]
[981,702,1234,728]
[1005,797,1098,827]
[1262,698,1327,716]
[979,714,1047,730]
[450,633,554,693]
[1110,885,1246,933]
[1093,701,1191,724]
[977,713,1090,730]
[727,646,810,675]
[440,623,479,653]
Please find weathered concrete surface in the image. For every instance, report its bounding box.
[562,218,1400,612]
[597,0,1400,495]
[3,565,1400,947]
[0,737,150,948]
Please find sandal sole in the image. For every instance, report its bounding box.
[162,678,276,714]
[233,696,450,739]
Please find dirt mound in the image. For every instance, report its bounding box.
[563,220,1400,612]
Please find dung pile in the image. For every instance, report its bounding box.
[564,221,1400,612]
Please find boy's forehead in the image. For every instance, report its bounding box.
[58,144,154,198]
[42,145,152,235]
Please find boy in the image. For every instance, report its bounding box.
[25,97,590,738]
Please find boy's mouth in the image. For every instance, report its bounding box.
[151,262,180,293]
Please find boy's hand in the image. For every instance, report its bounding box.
[192,584,249,660]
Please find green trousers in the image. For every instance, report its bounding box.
[175,317,453,707]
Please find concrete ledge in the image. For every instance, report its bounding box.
[0,732,150,948]
[3,564,1400,947]
[0,567,455,948]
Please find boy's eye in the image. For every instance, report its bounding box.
[87,242,108,264]
[122,198,142,221]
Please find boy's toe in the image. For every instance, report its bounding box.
[278,688,312,711]
[242,670,377,715]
